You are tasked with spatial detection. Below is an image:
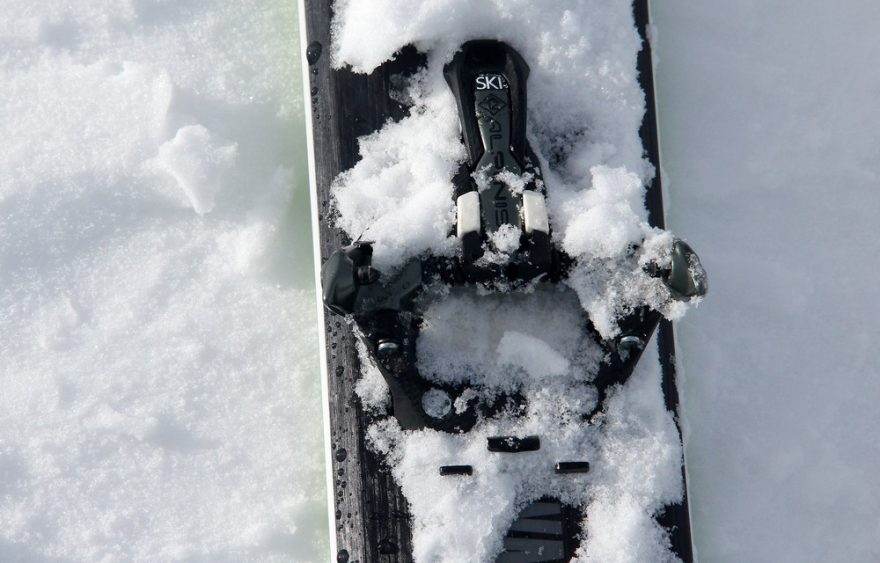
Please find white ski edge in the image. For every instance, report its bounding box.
[645,0,698,558]
[297,0,338,557]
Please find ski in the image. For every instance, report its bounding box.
[300,1,704,561]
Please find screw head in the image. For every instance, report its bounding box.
[617,335,645,362]
[421,388,452,419]
[377,339,400,356]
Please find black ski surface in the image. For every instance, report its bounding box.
[301,1,694,561]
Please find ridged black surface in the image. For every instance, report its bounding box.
[301,0,693,561]
[498,499,582,563]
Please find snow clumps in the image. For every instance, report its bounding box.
[156,125,238,215]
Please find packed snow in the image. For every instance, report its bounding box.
[328,0,699,560]
[0,1,327,561]
[416,288,597,391]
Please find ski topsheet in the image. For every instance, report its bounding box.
[301,1,704,561]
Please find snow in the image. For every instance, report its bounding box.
[496,331,572,379]
[155,125,238,216]
[416,287,600,391]
[0,1,327,561]
[653,1,880,561]
[331,105,463,272]
[5,0,878,561]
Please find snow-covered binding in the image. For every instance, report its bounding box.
[321,40,705,433]
[319,39,706,562]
